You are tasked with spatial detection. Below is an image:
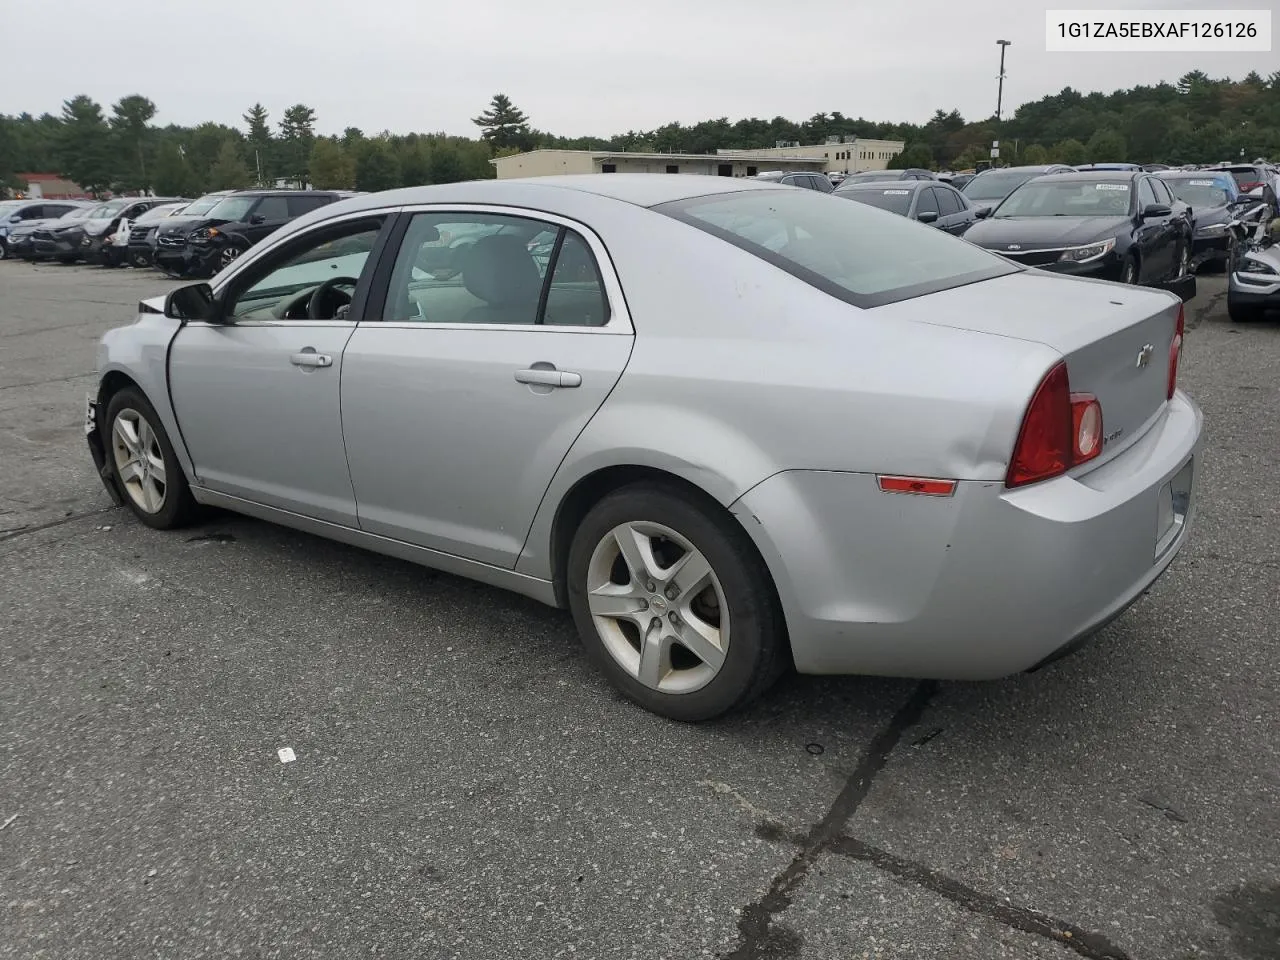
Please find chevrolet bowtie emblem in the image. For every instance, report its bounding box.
[1135,343,1155,369]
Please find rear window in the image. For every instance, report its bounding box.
[962,172,1037,202]
[654,189,1017,308]
[838,188,914,215]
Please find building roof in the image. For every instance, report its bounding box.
[493,149,821,166]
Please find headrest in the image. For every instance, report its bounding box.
[462,234,541,305]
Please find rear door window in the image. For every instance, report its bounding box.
[656,188,1017,308]
[288,195,332,217]
[935,188,963,216]
[254,196,291,221]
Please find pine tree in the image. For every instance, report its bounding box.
[110,94,156,191]
[309,138,356,189]
[277,104,317,184]
[57,95,114,196]
[242,103,272,184]
[472,94,530,151]
[209,140,250,190]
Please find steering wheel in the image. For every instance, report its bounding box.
[307,276,359,319]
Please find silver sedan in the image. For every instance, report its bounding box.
[86,175,1202,721]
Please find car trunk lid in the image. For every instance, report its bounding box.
[881,269,1182,465]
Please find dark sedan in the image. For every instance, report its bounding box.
[960,164,1077,208]
[2,202,94,259]
[963,171,1194,292]
[1157,171,1260,271]
[832,179,986,235]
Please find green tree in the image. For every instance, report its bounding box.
[1022,143,1049,165]
[152,141,202,197]
[208,140,250,190]
[309,138,356,189]
[277,103,317,183]
[109,94,156,191]
[1052,137,1087,165]
[397,140,431,186]
[242,102,272,184]
[355,139,400,191]
[1086,128,1127,162]
[888,142,933,169]
[472,93,531,151]
[57,95,114,195]
[427,141,467,183]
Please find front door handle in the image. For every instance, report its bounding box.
[515,368,581,388]
[290,351,333,369]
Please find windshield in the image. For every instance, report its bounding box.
[1163,179,1232,206]
[0,202,21,218]
[88,199,131,219]
[204,196,257,221]
[655,188,1016,308]
[838,188,914,215]
[963,172,1040,202]
[60,206,95,221]
[838,172,900,186]
[182,194,229,217]
[994,179,1134,218]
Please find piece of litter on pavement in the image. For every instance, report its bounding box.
[277,747,297,764]
[0,813,18,831]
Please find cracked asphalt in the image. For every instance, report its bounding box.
[1,259,1277,960]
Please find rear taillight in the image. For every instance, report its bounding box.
[1168,303,1184,400]
[1006,362,1105,488]
[1239,181,1262,192]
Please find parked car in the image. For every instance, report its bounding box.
[128,191,234,268]
[964,170,1195,291]
[945,172,977,191]
[1075,163,1143,172]
[1157,170,1269,271]
[1141,163,1172,172]
[5,204,97,259]
[86,174,1200,721]
[752,171,834,192]
[97,202,189,267]
[832,179,986,235]
[155,189,352,277]
[961,164,1077,207]
[838,168,935,185]
[0,199,91,258]
[80,196,184,265]
[1227,218,1280,323]
[1208,163,1280,216]
[34,196,180,263]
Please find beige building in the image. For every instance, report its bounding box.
[717,137,906,174]
[492,149,828,180]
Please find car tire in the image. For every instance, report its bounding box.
[1120,254,1140,285]
[1227,299,1263,323]
[130,252,150,268]
[104,387,200,530]
[566,482,788,722]
[0,240,8,260]
[219,241,248,271]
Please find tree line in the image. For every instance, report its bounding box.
[2,70,1278,198]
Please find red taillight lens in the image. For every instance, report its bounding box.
[1007,362,1072,487]
[1168,303,1184,400]
[1239,181,1262,192]
[1006,363,1105,488]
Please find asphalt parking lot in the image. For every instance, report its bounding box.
[1,259,1277,960]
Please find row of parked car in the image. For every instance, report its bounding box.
[751,159,1279,321]
[0,188,357,277]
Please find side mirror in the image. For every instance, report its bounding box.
[917,211,940,224]
[1141,203,1172,219]
[975,205,993,219]
[164,282,219,322]
[249,213,267,225]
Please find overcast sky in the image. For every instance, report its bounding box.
[1,0,1274,137]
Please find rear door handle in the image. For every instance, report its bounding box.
[290,352,333,368]
[515,368,581,388]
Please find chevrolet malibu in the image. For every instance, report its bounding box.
[86,175,1202,721]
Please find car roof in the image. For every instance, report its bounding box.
[1158,170,1233,179]
[310,174,786,215]
[976,165,1068,174]
[837,180,927,191]
[1033,170,1140,184]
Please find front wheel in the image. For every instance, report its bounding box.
[218,241,248,271]
[1120,254,1140,285]
[566,483,787,721]
[1175,240,1190,279]
[105,388,199,529]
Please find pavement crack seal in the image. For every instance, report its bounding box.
[0,507,117,543]
[699,779,792,837]
[720,680,938,960]
[827,836,1134,960]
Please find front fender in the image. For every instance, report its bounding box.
[96,314,194,480]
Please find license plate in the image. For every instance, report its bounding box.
[1156,457,1193,555]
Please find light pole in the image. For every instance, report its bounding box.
[995,40,1012,122]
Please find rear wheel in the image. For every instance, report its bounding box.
[566,483,787,721]
[105,388,199,530]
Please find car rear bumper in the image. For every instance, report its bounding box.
[730,390,1203,679]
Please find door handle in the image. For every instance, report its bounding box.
[290,352,333,368]
[515,368,581,388]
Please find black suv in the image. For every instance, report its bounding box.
[155,190,352,277]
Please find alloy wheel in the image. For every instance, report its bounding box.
[111,408,167,514]
[1178,244,1189,277]
[585,521,729,695]
[220,246,243,268]
[1122,259,1137,284]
